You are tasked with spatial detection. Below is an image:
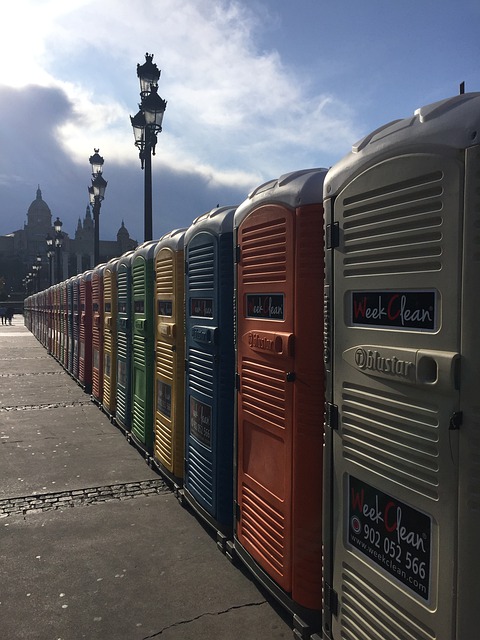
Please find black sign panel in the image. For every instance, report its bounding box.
[157,381,172,418]
[348,476,431,600]
[190,397,212,448]
[190,298,213,318]
[351,290,436,331]
[158,300,173,317]
[246,294,284,320]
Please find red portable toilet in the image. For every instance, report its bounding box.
[72,275,81,381]
[79,270,93,393]
[233,168,327,636]
[60,279,68,369]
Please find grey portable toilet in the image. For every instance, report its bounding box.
[323,92,480,640]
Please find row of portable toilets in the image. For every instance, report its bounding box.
[25,167,327,638]
[25,92,480,640]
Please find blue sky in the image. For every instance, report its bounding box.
[0,0,478,244]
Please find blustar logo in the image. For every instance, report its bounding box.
[354,348,414,378]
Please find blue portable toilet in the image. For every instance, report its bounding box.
[115,250,134,433]
[184,206,237,541]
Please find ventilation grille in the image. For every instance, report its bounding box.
[342,383,440,499]
[103,332,112,403]
[156,254,174,295]
[187,447,213,507]
[188,243,214,290]
[117,333,128,361]
[133,335,146,368]
[117,271,128,299]
[240,484,286,576]
[104,272,112,301]
[188,349,214,396]
[340,563,435,640]
[241,360,286,430]
[155,417,173,468]
[132,262,145,298]
[116,391,127,426]
[156,342,173,380]
[240,217,287,284]
[132,403,145,439]
[342,171,444,277]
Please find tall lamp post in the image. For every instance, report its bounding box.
[130,53,167,242]
[89,149,107,267]
[46,234,54,286]
[33,253,42,292]
[54,217,63,284]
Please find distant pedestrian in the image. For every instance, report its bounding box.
[6,307,14,325]
[0,306,6,325]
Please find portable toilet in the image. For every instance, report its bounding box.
[322,92,480,640]
[184,206,236,538]
[232,169,327,634]
[115,251,134,433]
[153,228,187,486]
[72,275,81,381]
[53,284,60,360]
[39,290,47,348]
[91,263,106,405]
[66,277,75,375]
[103,258,118,419]
[47,286,54,355]
[131,241,157,454]
[60,279,68,369]
[78,270,93,392]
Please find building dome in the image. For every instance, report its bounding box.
[117,220,130,239]
[27,186,52,227]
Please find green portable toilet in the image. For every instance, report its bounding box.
[116,251,135,433]
[131,240,158,455]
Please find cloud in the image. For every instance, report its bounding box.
[26,0,359,174]
[0,0,362,247]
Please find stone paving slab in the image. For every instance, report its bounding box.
[0,402,158,499]
[0,495,291,640]
[0,368,88,407]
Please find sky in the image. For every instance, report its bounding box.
[0,0,479,245]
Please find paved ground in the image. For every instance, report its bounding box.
[0,317,292,640]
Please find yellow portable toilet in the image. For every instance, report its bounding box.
[153,228,187,487]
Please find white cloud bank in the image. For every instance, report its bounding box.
[0,0,359,191]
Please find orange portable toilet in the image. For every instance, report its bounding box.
[233,168,327,636]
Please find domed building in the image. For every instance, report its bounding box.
[0,187,137,293]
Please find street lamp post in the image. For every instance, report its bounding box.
[33,253,42,292]
[89,149,107,267]
[32,265,39,293]
[130,53,167,242]
[46,234,54,286]
[54,217,63,284]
